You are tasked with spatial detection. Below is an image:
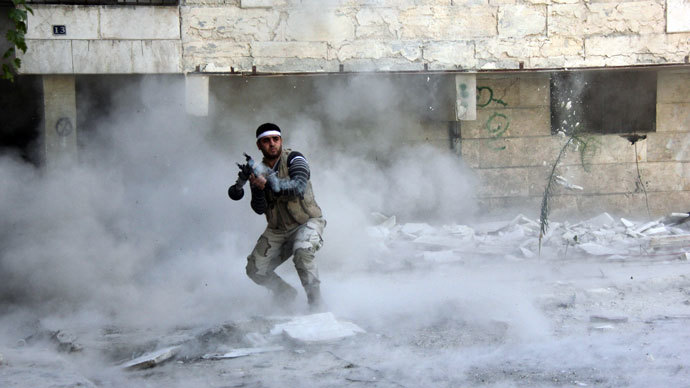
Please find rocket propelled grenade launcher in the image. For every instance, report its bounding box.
[228,153,280,201]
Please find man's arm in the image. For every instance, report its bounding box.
[274,151,310,198]
[249,177,268,215]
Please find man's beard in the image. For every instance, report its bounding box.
[262,145,281,160]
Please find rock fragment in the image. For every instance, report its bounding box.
[270,312,365,343]
[122,346,180,370]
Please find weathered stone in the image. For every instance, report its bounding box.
[423,41,476,69]
[657,71,690,103]
[648,191,690,217]
[26,5,99,40]
[100,6,181,40]
[518,75,550,107]
[638,162,686,192]
[657,103,690,132]
[475,167,531,197]
[132,41,183,73]
[335,40,421,61]
[585,34,690,59]
[340,57,422,72]
[498,5,546,37]
[181,6,280,41]
[354,8,401,39]
[19,40,73,74]
[646,132,690,162]
[253,57,340,72]
[462,107,551,139]
[461,136,567,168]
[549,2,665,37]
[399,6,498,40]
[284,10,356,42]
[43,75,77,168]
[667,0,690,33]
[253,42,328,59]
[575,193,650,217]
[72,40,181,73]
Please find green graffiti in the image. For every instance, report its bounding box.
[476,86,508,108]
[486,112,510,150]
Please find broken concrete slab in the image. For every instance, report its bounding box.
[121,346,180,370]
[400,223,434,236]
[202,346,284,360]
[577,242,623,256]
[585,212,615,229]
[270,313,365,343]
[590,315,629,323]
[649,234,690,248]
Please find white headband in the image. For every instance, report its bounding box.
[257,130,281,140]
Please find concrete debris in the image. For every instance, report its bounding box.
[649,234,690,248]
[422,250,461,263]
[634,221,659,234]
[585,212,615,228]
[643,226,668,235]
[555,175,584,191]
[400,222,434,236]
[52,330,83,353]
[577,242,622,256]
[122,346,180,370]
[270,312,365,343]
[620,218,635,228]
[590,315,629,323]
[202,346,284,360]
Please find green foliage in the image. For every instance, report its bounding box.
[2,0,33,82]
[538,134,598,255]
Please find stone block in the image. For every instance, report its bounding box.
[240,0,276,7]
[181,6,280,42]
[528,162,639,196]
[667,0,690,33]
[252,57,340,73]
[335,40,421,61]
[638,162,686,192]
[646,132,690,162]
[284,10,355,42]
[657,71,690,103]
[566,135,646,166]
[100,6,181,40]
[657,103,690,132]
[461,107,551,139]
[475,167,531,197]
[575,193,649,217]
[549,2,665,37]
[72,40,133,73]
[399,6,498,40]
[476,76,520,107]
[423,41,476,69]
[498,5,546,37]
[252,42,328,59]
[648,191,690,217]
[519,75,550,107]
[18,40,73,74]
[132,41,183,73]
[461,135,567,168]
[340,58,422,72]
[585,34,690,60]
[26,5,99,40]
[354,8,401,39]
[456,74,477,121]
[43,75,77,167]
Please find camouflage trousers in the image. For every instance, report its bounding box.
[246,217,326,301]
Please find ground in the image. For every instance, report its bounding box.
[1,215,689,388]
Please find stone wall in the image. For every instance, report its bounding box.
[19,5,181,74]
[466,69,690,218]
[180,0,690,74]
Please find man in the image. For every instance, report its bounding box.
[237,123,326,311]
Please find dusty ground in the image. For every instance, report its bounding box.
[2,216,690,388]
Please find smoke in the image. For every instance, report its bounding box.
[0,72,543,361]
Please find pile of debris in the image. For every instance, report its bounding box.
[366,212,690,265]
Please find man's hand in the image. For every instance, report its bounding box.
[249,174,267,190]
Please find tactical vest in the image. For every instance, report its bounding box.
[264,149,322,230]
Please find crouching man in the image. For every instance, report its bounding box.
[237,123,326,311]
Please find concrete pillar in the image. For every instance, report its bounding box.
[43,75,77,168]
[185,75,209,116]
[455,74,476,121]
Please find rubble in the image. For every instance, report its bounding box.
[270,313,365,343]
[202,346,284,360]
[121,346,180,370]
